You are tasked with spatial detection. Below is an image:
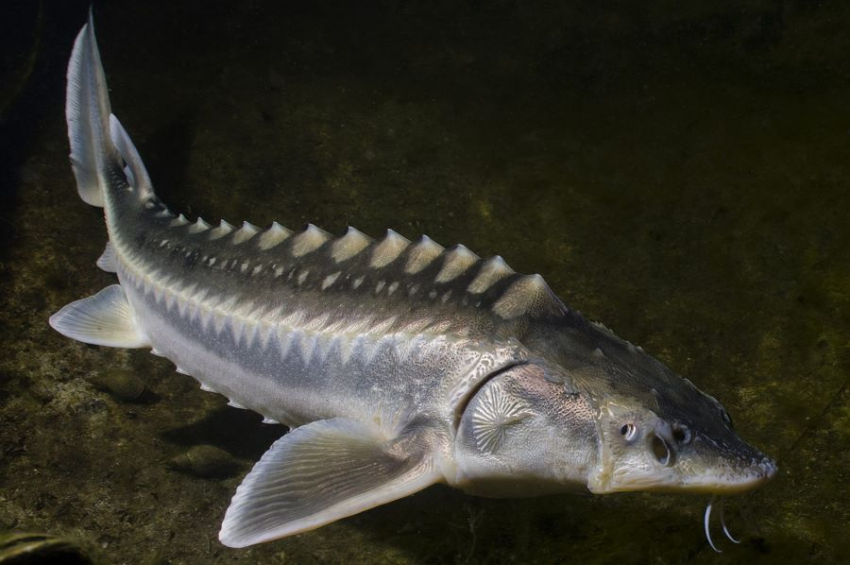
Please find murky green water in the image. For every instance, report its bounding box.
[1,1,848,563]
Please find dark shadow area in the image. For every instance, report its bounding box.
[160,404,286,461]
[139,111,198,216]
[344,486,608,565]
[0,0,90,261]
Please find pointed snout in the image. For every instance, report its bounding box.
[684,454,778,495]
[737,455,778,490]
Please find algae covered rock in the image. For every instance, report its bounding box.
[168,444,242,479]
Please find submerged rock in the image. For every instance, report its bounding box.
[168,445,241,479]
[89,369,147,402]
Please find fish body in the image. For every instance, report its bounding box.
[51,13,776,548]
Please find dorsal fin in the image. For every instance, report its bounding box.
[109,115,153,199]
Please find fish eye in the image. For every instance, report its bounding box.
[651,434,673,466]
[672,424,692,445]
[620,423,638,441]
[721,409,733,429]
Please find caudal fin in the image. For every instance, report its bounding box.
[54,12,155,349]
[66,9,152,207]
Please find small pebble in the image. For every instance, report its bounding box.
[168,445,241,479]
[90,369,146,402]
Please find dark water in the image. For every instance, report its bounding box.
[1,1,848,563]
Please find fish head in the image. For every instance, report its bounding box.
[452,361,600,497]
[451,321,776,499]
[588,388,777,495]
[569,328,778,496]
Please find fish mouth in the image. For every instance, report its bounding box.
[678,455,778,495]
[593,455,778,495]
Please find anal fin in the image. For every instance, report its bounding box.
[219,418,440,547]
[96,241,117,272]
[49,284,149,348]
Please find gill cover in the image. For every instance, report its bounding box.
[453,363,598,498]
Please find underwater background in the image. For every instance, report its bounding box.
[1,0,849,563]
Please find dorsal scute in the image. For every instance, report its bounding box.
[292,224,332,257]
[233,221,260,244]
[188,217,212,234]
[467,255,514,294]
[210,220,235,240]
[258,221,292,250]
[370,229,410,268]
[170,213,189,228]
[435,244,479,284]
[331,227,372,263]
[405,235,444,275]
[492,273,561,320]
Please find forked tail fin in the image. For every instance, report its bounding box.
[51,11,153,349]
[66,9,152,207]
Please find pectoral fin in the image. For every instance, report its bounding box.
[219,418,440,547]
[49,284,149,348]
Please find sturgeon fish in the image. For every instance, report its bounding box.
[51,14,777,549]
